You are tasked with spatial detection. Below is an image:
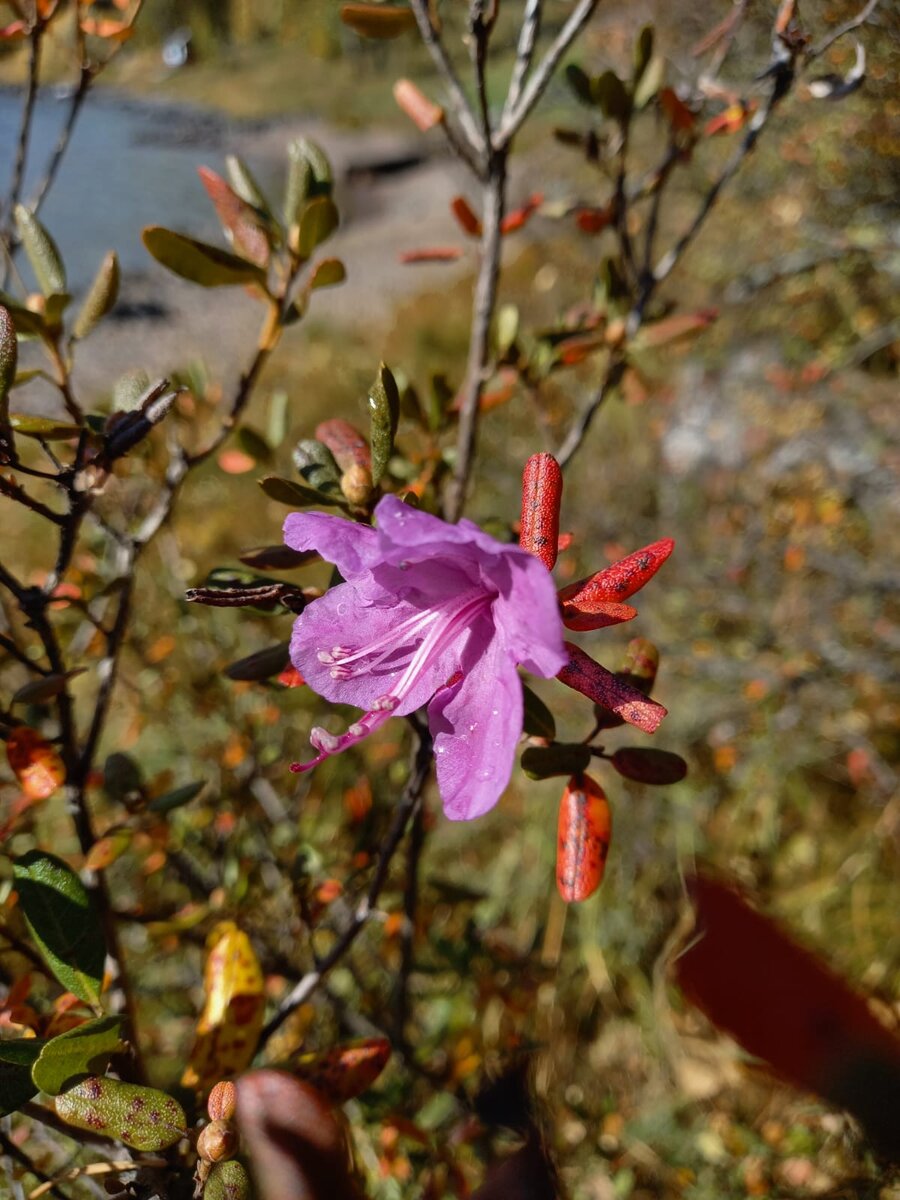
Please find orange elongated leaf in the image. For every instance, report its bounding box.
[558,537,674,611]
[182,921,265,1091]
[557,774,611,902]
[393,79,443,131]
[519,453,562,571]
[638,308,717,347]
[340,2,416,39]
[198,167,270,268]
[289,1037,391,1104]
[400,245,464,264]
[6,727,65,800]
[677,875,900,1160]
[500,193,543,236]
[557,643,666,733]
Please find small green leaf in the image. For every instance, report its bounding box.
[12,669,85,706]
[31,1016,124,1096]
[14,205,66,296]
[284,138,333,230]
[593,70,631,123]
[236,425,273,464]
[111,369,151,411]
[633,25,654,83]
[634,55,665,109]
[565,63,594,106]
[292,438,343,495]
[226,155,278,229]
[0,1040,45,1116]
[520,743,592,780]
[296,197,339,260]
[204,1161,252,1200]
[149,780,207,813]
[224,642,290,682]
[259,473,348,509]
[0,292,47,338]
[13,851,106,1006]
[309,257,346,290]
[72,251,120,340]
[522,685,556,740]
[8,413,81,440]
[142,227,267,289]
[368,363,400,486]
[55,1076,186,1151]
[267,389,289,448]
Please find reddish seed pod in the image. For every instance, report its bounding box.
[519,453,563,571]
[315,419,371,474]
[557,774,612,902]
[557,537,674,610]
[207,1080,237,1123]
[557,642,666,734]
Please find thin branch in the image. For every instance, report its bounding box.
[495,0,600,149]
[502,0,542,120]
[28,66,92,217]
[5,24,43,225]
[393,797,425,1046]
[0,1129,70,1200]
[408,0,486,164]
[0,630,49,674]
[258,720,433,1047]
[808,0,879,60]
[443,152,507,522]
[555,353,626,469]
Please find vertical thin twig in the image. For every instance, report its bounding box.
[394,799,426,1046]
[503,0,542,120]
[28,67,92,217]
[6,24,44,224]
[408,0,486,164]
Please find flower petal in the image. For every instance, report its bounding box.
[283,512,378,580]
[427,632,522,821]
[374,494,511,568]
[491,551,567,678]
[291,585,467,716]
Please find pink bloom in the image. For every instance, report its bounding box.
[284,495,567,820]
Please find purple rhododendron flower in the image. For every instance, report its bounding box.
[284,495,567,820]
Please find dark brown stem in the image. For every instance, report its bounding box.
[28,66,92,217]
[6,23,43,224]
[258,720,433,1047]
[394,797,426,1046]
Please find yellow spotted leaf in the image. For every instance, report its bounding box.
[182,921,264,1091]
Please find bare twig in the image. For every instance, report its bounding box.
[394,797,426,1046]
[28,67,92,217]
[258,719,433,1046]
[5,24,43,226]
[808,0,879,60]
[443,152,507,522]
[502,0,542,120]
[495,0,600,149]
[408,0,486,165]
[555,353,626,469]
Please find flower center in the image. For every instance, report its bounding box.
[291,587,493,774]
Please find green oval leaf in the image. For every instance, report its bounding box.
[259,474,348,509]
[520,743,592,781]
[368,363,399,486]
[9,413,81,439]
[309,257,346,290]
[55,1076,186,1151]
[31,1016,124,1096]
[14,205,66,296]
[142,227,267,289]
[13,850,106,1006]
[522,684,556,740]
[205,1161,253,1200]
[0,1039,45,1116]
[0,304,17,418]
[148,780,207,814]
[12,669,86,706]
[72,251,120,340]
[296,197,339,260]
[292,438,343,495]
[223,642,291,682]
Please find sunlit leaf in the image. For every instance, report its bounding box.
[289,1038,391,1103]
[72,250,119,340]
[6,727,65,800]
[368,363,399,485]
[296,197,339,260]
[198,167,271,268]
[31,1016,124,1095]
[8,413,81,440]
[56,1076,186,1150]
[142,227,267,288]
[182,921,265,1091]
[11,670,85,707]
[340,2,417,39]
[14,206,66,296]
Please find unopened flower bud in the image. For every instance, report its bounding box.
[197,1119,238,1164]
[207,1081,237,1123]
[340,463,373,506]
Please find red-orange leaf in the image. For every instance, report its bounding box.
[558,538,674,610]
[557,774,611,902]
[315,419,370,473]
[399,245,464,264]
[6,727,65,800]
[289,1038,391,1104]
[198,167,270,268]
[575,206,613,234]
[500,193,543,236]
[557,643,666,733]
[340,2,417,39]
[393,79,443,131]
[450,196,482,238]
[561,599,637,632]
[519,453,562,571]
